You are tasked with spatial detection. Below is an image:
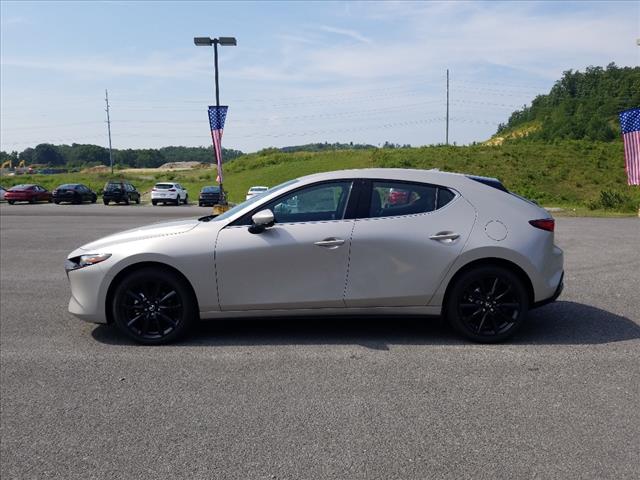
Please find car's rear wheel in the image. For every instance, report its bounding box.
[112,267,195,345]
[447,266,528,343]
[152,200,158,206]
[29,197,36,204]
[183,194,188,205]
[103,199,109,205]
[8,200,15,205]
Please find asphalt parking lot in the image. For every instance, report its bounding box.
[1,203,639,479]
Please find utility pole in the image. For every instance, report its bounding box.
[446,69,450,146]
[105,89,113,174]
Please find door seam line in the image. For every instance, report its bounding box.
[341,220,357,306]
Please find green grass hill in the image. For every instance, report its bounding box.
[3,140,638,213]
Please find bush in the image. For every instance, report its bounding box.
[588,189,636,211]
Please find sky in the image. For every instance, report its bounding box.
[1,0,638,153]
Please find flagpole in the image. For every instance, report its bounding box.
[212,39,227,205]
[194,36,236,212]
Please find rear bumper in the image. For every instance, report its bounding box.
[532,271,564,309]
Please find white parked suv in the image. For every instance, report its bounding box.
[151,182,188,206]
[246,186,269,200]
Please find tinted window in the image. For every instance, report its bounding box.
[437,188,455,208]
[202,186,220,193]
[105,183,122,191]
[265,181,352,223]
[369,181,437,218]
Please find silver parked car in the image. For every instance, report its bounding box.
[65,169,564,344]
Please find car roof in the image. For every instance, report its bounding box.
[295,168,475,189]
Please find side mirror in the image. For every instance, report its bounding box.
[249,209,275,234]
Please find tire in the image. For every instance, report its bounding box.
[91,196,97,204]
[446,265,528,343]
[54,200,61,205]
[173,198,179,206]
[183,195,188,205]
[198,202,203,207]
[8,200,15,205]
[104,200,110,205]
[111,267,196,345]
[135,197,140,204]
[29,197,36,204]
[152,200,158,206]
[124,197,130,205]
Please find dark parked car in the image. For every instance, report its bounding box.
[53,184,97,204]
[5,184,52,204]
[102,181,140,205]
[198,185,221,207]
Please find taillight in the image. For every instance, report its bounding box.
[152,188,156,191]
[168,188,176,192]
[529,219,555,232]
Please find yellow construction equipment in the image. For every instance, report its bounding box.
[1,160,12,169]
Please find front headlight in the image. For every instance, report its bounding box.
[65,253,111,272]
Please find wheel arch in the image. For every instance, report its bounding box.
[441,257,535,313]
[104,261,200,324]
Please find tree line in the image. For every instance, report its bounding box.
[496,63,640,142]
[0,144,245,169]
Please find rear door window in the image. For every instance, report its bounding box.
[367,181,455,218]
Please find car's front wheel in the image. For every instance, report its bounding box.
[446,265,528,343]
[111,267,195,345]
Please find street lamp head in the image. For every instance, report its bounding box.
[194,37,213,46]
[218,37,237,46]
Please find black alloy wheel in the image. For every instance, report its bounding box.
[447,266,528,343]
[112,267,195,344]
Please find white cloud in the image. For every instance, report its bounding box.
[1,52,209,78]
[319,25,372,44]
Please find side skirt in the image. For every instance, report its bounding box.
[199,305,442,320]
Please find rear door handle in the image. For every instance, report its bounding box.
[314,238,345,249]
[429,232,460,242]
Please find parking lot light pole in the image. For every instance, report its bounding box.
[194,36,236,207]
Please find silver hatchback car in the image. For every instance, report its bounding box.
[66,168,564,344]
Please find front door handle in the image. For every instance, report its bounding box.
[314,238,345,249]
[429,232,460,242]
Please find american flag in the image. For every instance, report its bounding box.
[208,106,228,184]
[619,107,640,186]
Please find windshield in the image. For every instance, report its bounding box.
[209,179,298,222]
[58,184,77,189]
[10,184,32,190]
[202,186,220,193]
[155,183,174,189]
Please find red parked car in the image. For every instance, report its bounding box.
[5,184,53,204]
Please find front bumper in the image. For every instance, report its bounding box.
[66,261,110,324]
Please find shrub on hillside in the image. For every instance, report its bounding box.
[588,189,636,211]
